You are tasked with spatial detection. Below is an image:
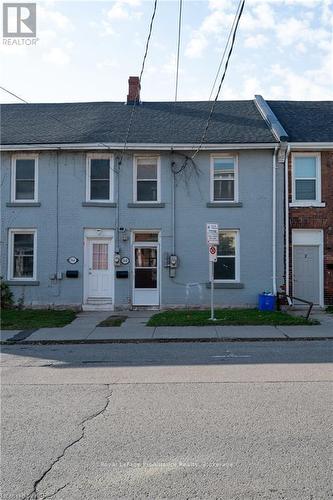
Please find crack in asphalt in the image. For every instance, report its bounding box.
[24,384,113,500]
[42,483,69,499]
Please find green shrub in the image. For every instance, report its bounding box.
[0,277,14,309]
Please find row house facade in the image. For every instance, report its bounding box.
[0,79,332,309]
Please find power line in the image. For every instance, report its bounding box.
[192,0,245,159]
[208,0,242,101]
[174,0,183,103]
[119,0,158,164]
[0,85,28,104]
[0,85,121,173]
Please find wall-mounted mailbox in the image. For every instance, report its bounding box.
[116,270,128,279]
[66,270,79,278]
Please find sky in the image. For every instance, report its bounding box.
[1,0,332,103]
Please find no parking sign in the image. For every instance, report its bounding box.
[209,245,217,262]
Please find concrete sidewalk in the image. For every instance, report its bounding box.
[1,310,333,343]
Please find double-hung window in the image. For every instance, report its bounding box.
[292,153,321,205]
[8,229,37,280]
[214,230,239,281]
[87,154,113,202]
[12,155,38,202]
[211,155,237,202]
[134,157,160,202]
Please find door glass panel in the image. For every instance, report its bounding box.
[135,269,157,288]
[135,248,157,267]
[92,243,108,270]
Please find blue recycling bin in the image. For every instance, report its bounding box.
[258,293,276,311]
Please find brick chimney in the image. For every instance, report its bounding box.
[127,76,140,104]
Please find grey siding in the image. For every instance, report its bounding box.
[1,149,284,308]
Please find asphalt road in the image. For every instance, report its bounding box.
[1,341,332,500]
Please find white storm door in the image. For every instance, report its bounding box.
[133,244,159,306]
[293,245,320,304]
[87,239,113,300]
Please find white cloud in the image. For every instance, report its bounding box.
[101,0,142,36]
[38,5,73,31]
[185,31,208,58]
[107,3,129,21]
[96,59,118,71]
[42,47,71,65]
[271,60,333,99]
[275,17,331,51]
[244,34,268,48]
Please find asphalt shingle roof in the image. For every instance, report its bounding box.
[267,100,333,143]
[0,100,276,145]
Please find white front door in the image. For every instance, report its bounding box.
[86,238,114,305]
[133,243,159,306]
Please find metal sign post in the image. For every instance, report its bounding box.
[206,224,219,321]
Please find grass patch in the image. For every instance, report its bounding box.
[0,309,77,330]
[147,308,318,327]
[326,306,333,315]
[98,315,127,327]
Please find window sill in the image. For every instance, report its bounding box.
[82,202,116,207]
[5,280,40,286]
[206,282,244,289]
[128,203,165,208]
[289,202,326,208]
[206,202,242,208]
[6,202,41,207]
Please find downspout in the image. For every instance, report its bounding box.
[272,146,278,295]
[172,167,176,255]
[284,144,291,296]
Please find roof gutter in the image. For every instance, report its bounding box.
[0,142,279,152]
[288,142,333,150]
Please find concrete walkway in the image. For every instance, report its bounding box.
[1,310,333,343]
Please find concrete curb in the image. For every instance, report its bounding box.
[1,336,332,345]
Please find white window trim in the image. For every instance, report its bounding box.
[11,153,39,203]
[7,228,37,281]
[133,155,161,203]
[213,229,240,283]
[210,154,238,203]
[291,152,322,206]
[86,153,114,202]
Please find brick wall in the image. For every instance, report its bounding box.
[288,151,333,305]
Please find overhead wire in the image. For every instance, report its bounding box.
[0,85,28,104]
[0,85,122,173]
[192,0,245,159]
[208,0,243,101]
[119,0,158,165]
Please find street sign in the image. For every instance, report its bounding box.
[206,223,219,245]
[209,245,217,262]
